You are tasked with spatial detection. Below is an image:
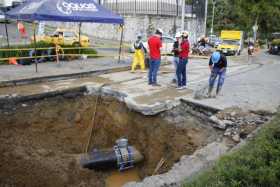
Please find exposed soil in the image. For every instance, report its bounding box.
[92,96,219,178]
[0,93,220,187]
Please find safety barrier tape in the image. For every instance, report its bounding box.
[0,46,201,62]
[93,43,131,48]
[0,46,97,52]
[0,53,118,61]
[0,52,174,62]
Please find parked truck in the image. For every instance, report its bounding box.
[217,30,244,56]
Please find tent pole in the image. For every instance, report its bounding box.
[4,21,10,47]
[78,22,82,57]
[33,22,38,73]
[78,22,82,44]
[118,24,124,64]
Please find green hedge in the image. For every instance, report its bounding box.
[272,39,280,46]
[0,41,97,64]
[184,112,280,187]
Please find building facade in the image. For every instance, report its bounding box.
[57,0,207,43]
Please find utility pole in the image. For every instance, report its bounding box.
[210,0,215,36]
[181,0,185,31]
[253,23,258,44]
[204,0,208,36]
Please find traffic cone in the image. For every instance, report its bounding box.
[9,57,18,65]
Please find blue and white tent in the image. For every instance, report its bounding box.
[5,0,124,72]
[6,0,124,24]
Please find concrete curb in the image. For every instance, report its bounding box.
[0,86,87,106]
[0,66,130,88]
[180,98,221,114]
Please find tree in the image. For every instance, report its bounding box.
[206,0,280,38]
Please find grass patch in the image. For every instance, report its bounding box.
[184,112,280,187]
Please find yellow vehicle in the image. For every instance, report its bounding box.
[218,30,244,56]
[35,28,90,47]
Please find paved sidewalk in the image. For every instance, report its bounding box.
[0,57,131,83]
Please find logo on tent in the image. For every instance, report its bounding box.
[57,0,98,15]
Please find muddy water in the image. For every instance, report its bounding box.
[106,169,140,187]
[0,93,220,187]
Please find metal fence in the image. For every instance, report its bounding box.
[192,0,206,20]
[100,0,180,16]
[97,0,206,19]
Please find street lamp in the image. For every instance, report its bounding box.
[210,0,216,36]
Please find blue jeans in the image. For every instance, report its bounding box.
[148,58,161,84]
[209,68,226,89]
[176,58,188,87]
[173,57,179,81]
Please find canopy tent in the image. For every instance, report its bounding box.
[5,0,124,24]
[5,0,124,72]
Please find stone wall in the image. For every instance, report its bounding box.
[50,15,205,44]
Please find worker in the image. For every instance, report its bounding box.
[171,32,181,83]
[176,31,190,90]
[207,51,227,97]
[148,28,163,86]
[198,36,206,48]
[131,34,147,73]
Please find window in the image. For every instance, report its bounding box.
[64,32,76,38]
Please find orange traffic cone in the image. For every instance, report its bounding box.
[9,57,18,65]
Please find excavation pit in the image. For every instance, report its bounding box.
[0,91,221,187]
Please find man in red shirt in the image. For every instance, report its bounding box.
[148,28,163,86]
[176,31,190,89]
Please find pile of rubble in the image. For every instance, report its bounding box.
[209,108,271,143]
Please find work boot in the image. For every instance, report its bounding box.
[176,86,182,90]
[207,86,213,98]
[216,87,222,96]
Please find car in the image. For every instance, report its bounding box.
[268,32,280,55]
[35,28,90,47]
[129,35,176,55]
[208,35,222,48]
[269,39,280,55]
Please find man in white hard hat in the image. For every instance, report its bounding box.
[176,31,190,89]
[147,28,163,86]
[171,32,181,83]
